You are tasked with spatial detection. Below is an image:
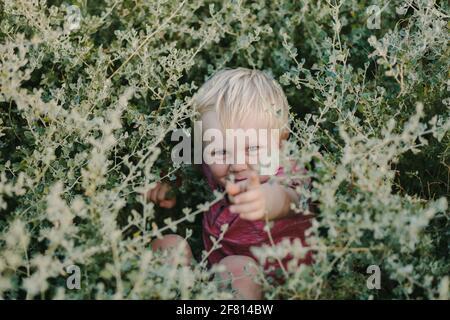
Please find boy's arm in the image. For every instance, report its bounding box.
[228,170,312,221]
[145,167,183,207]
[262,183,298,220]
[263,168,312,221]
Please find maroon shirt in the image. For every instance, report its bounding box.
[201,163,313,280]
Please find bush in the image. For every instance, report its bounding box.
[0,0,448,299]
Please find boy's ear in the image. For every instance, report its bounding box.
[279,130,289,145]
[280,130,289,148]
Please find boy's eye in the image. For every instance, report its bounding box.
[212,149,227,157]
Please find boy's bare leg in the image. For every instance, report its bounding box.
[217,255,262,299]
[151,234,193,266]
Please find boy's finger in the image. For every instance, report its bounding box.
[149,182,161,202]
[230,200,262,214]
[226,181,241,196]
[160,199,176,209]
[234,189,259,204]
[246,172,260,190]
[160,183,171,196]
[150,188,158,203]
[239,210,265,221]
[145,188,152,201]
[157,186,167,202]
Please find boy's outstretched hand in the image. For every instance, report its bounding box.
[145,182,177,209]
[226,171,269,221]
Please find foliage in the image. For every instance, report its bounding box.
[0,0,449,299]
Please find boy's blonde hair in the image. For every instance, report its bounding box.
[193,67,290,138]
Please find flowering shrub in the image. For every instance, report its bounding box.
[0,0,448,299]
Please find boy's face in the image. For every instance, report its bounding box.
[200,111,283,188]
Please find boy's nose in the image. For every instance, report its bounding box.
[230,163,248,173]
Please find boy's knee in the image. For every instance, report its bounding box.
[151,234,193,265]
[218,255,259,278]
[151,234,187,250]
[217,255,262,299]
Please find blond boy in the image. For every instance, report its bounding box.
[148,68,312,299]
